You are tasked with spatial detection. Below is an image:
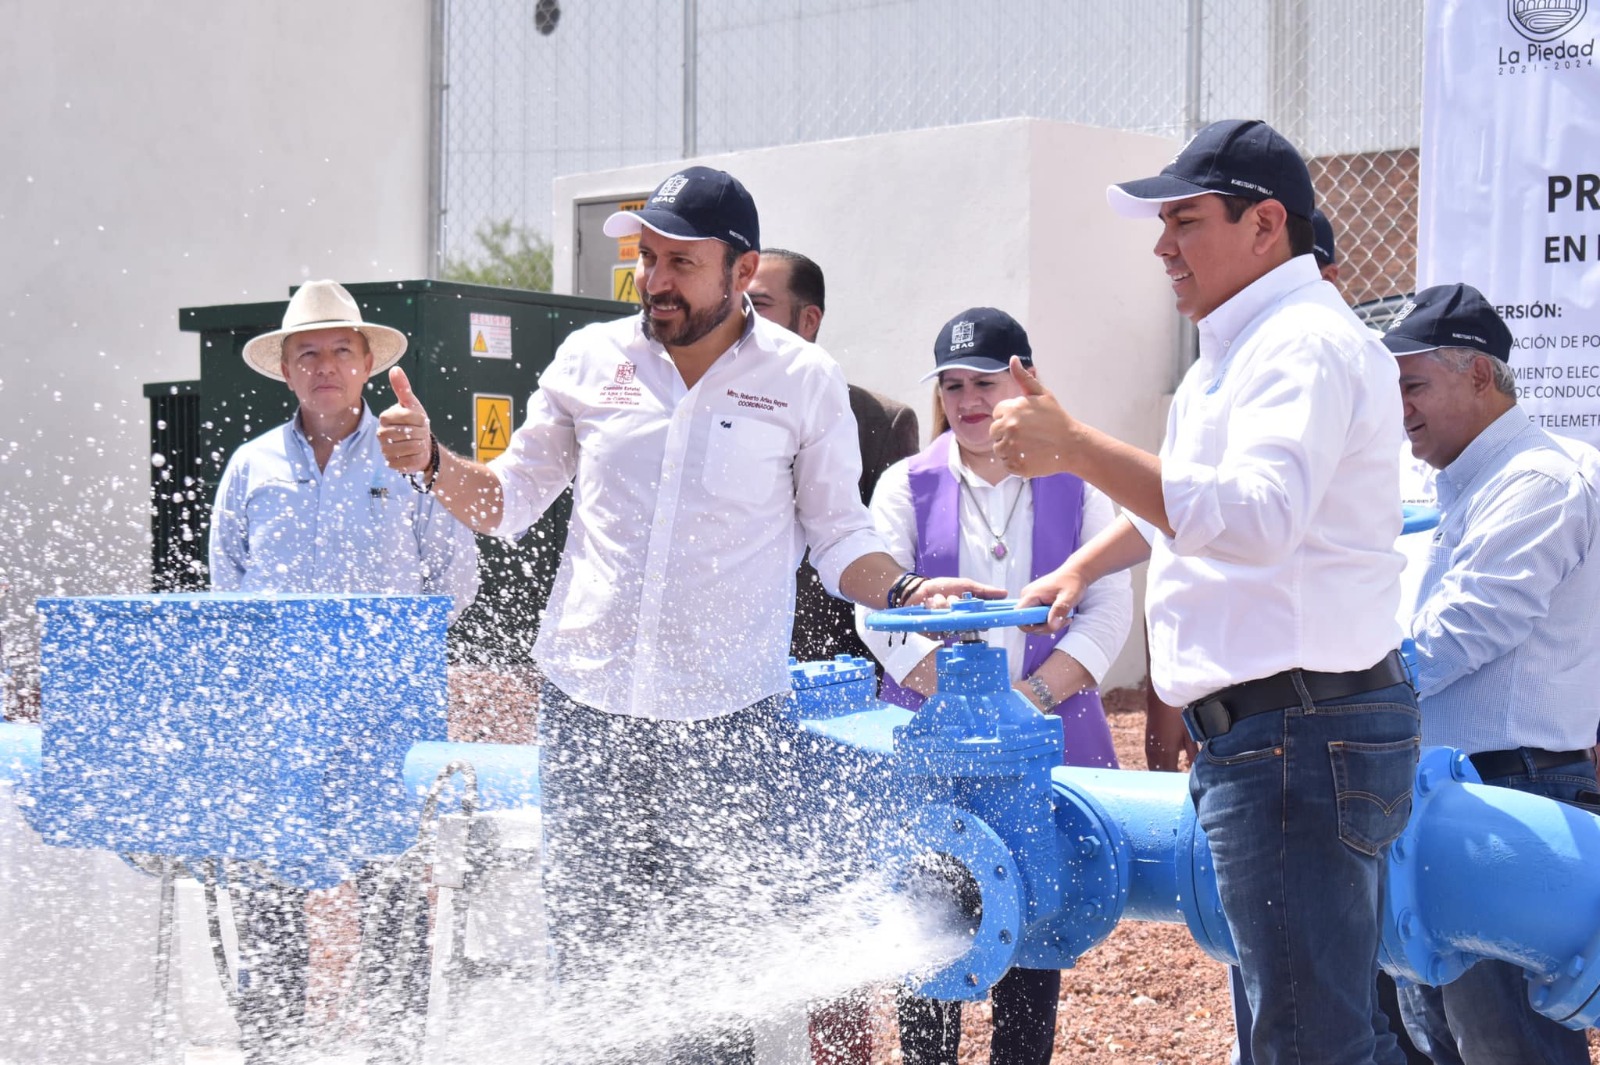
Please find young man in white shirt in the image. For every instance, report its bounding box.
[990,120,1418,1065]
[378,168,992,1063]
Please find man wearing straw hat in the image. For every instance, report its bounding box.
[209,278,479,1061]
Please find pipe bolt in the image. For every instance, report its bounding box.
[1417,767,1436,796]
[1391,836,1408,861]
[994,864,1007,880]
[1569,955,1586,978]
[1077,836,1101,858]
[951,819,966,834]
[965,973,979,987]
[999,929,1013,945]
[1398,909,1417,940]
[1449,752,1471,781]
[1532,986,1551,1010]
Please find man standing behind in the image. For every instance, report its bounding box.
[748,248,920,665]
[990,120,1418,1064]
[749,246,918,1065]
[377,168,992,1064]
[1383,283,1600,1065]
[210,279,480,1061]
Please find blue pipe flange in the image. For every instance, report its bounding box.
[1018,777,1128,968]
[1533,916,1600,1029]
[1174,791,1238,965]
[1381,746,1483,988]
[892,802,1024,1001]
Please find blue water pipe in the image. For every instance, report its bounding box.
[5,576,1600,1030]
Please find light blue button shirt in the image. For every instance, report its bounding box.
[1410,407,1600,752]
[209,407,480,621]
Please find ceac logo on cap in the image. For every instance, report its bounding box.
[950,321,975,350]
[653,174,690,203]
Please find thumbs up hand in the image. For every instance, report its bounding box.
[990,356,1079,478]
[378,366,434,475]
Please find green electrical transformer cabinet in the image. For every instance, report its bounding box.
[147,280,634,664]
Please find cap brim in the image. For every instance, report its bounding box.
[1105,177,1219,219]
[240,321,408,382]
[918,357,1016,383]
[1380,335,1441,356]
[602,208,718,242]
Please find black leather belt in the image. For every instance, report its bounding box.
[1469,747,1596,779]
[1182,651,1409,744]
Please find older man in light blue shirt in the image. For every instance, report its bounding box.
[211,280,479,616]
[1386,283,1600,1065]
[207,279,478,1061]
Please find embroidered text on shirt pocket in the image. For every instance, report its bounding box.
[702,414,791,504]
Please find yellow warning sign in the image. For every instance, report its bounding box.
[613,265,639,304]
[472,332,489,353]
[474,394,513,462]
[616,199,645,262]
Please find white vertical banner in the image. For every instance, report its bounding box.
[1420,0,1600,446]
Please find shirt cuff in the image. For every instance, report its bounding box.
[1056,632,1112,686]
[880,633,941,685]
[1162,456,1226,556]
[812,528,892,597]
[485,463,530,541]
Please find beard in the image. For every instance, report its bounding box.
[641,270,736,348]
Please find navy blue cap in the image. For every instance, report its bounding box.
[1107,119,1315,221]
[1311,209,1337,268]
[919,307,1032,382]
[603,166,760,253]
[1382,284,1513,362]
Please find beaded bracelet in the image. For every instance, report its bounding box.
[887,571,926,609]
[407,433,440,495]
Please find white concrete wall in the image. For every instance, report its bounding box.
[0,1,433,662]
[552,119,1179,688]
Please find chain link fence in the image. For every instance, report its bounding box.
[439,0,1424,312]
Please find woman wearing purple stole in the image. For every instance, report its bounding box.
[858,308,1132,1065]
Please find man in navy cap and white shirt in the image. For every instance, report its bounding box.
[377,167,994,1063]
[1384,284,1600,1065]
[989,119,1419,1064]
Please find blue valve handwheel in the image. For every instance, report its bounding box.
[865,596,1052,634]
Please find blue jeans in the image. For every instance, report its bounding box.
[1191,679,1420,1065]
[1396,755,1597,1065]
[539,683,800,1065]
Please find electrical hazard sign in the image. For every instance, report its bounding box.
[469,312,513,360]
[613,265,639,304]
[474,394,513,462]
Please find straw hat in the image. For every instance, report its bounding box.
[241,280,408,381]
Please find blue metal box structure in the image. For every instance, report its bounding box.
[35,593,448,886]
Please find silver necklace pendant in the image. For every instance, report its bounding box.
[993,540,1008,560]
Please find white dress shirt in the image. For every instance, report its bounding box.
[858,447,1132,686]
[1132,255,1407,707]
[209,407,481,620]
[1411,408,1600,752]
[490,303,885,721]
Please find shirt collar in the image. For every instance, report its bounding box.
[290,403,374,453]
[1196,254,1323,362]
[1437,406,1531,507]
